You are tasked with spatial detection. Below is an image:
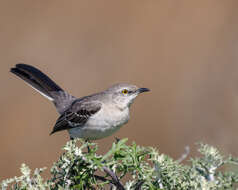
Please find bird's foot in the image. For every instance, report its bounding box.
[114,137,120,144]
[85,139,91,153]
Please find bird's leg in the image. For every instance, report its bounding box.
[114,137,120,144]
[85,139,90,153]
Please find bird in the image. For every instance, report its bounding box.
[10,64,150,140]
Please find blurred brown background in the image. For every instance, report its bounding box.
[1,0,238,179]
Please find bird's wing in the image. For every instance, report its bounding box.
[50,100,102,135]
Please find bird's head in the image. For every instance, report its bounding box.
[106,83,150,109]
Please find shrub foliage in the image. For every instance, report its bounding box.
[1,139,238,189]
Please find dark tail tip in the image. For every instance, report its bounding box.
[10,67,18,73]
[15,63,37,71]
[10,63,63,92]
[10,67,31,81]
[10,63,28,72]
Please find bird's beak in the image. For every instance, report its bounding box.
[137,88,150,94]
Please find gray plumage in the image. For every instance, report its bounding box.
[10,64,150,140]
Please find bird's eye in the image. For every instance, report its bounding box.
[121,89,128,94]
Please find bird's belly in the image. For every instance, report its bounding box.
[68,108,129,140]
[68,123,122,140]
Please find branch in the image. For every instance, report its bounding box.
[103,167,125,190]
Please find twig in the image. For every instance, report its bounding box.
[103,167,125,190]
[177,146,190,163]
[94,174,113,184]
[134,180,145,190]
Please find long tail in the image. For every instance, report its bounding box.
[10,64,75,113]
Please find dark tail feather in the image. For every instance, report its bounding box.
[10,64,76,113]
[10,64,63,101]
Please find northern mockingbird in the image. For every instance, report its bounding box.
[10,64,150,140]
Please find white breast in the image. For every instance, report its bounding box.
[68,105,130,140]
